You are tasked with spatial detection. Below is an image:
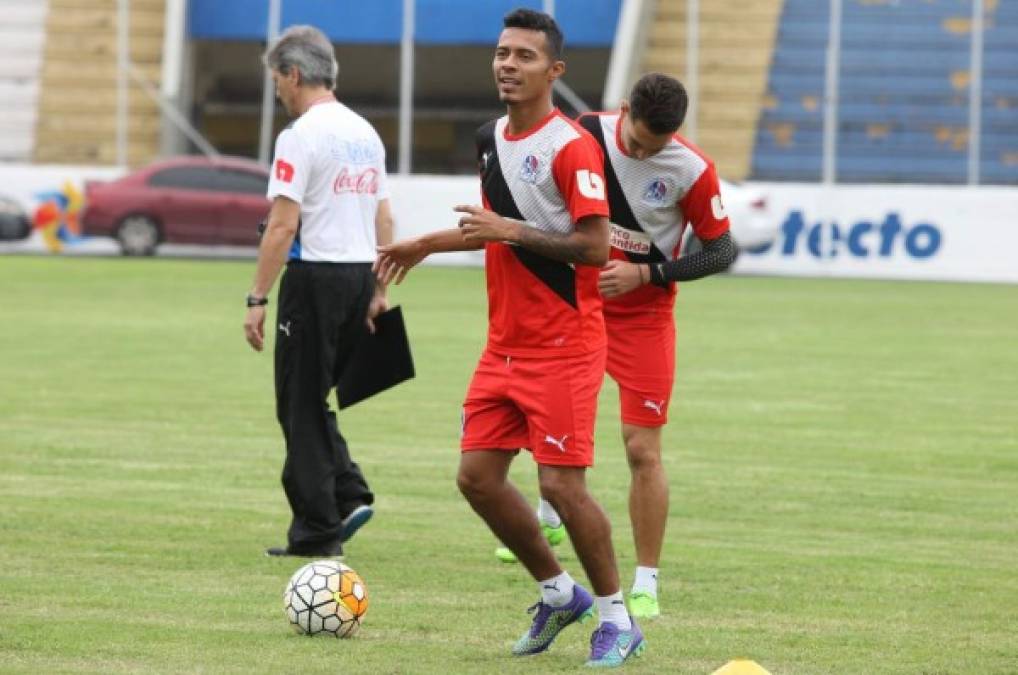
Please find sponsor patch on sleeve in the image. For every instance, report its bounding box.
[275,158,295,183]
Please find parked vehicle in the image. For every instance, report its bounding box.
[81,156,270,255]
[0,196,30,241]
[681,179,776,255]
[720,178,775,250]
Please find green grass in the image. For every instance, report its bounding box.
[1,257,1016,674]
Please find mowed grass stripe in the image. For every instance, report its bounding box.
[1,257,1015,674]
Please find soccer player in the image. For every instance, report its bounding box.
[509,73,737,619]
[375,8,645,668]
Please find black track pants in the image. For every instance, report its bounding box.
[273,261,376,548]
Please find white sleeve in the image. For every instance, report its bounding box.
[267,127,310,204]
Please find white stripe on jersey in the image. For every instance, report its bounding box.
[494,116,581,235]
[598,113,707,259]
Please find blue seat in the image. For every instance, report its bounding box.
[752,0,1018,184]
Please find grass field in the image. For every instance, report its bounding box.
[1,256,1016,674]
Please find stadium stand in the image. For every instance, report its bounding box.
[10,0,1013,184]
[752,0,1018,184]
[642,0,785,180]
[0,0,48,161]
[33,0,166,166]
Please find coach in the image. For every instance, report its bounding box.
[243,25,392,558]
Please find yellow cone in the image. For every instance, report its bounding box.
[711,660,773,675]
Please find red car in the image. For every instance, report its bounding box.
[82,155,271,255]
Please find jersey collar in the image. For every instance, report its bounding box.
[503,107,560,141]
[614,112,632,157]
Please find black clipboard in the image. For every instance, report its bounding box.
[336,306,415,409]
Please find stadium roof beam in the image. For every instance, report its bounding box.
[398,0,414,174]
[257,0,282,166]
[822,0,842,184]
[967,0,984,185]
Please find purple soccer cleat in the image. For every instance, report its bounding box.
[585,618,646,668]
[511,585,595,656]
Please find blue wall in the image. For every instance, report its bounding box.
[188,0,621,46]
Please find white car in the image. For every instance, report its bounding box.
[718,178,776,250]
[681,179,776,254]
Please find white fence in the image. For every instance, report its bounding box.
[0,0,48,161]
[1,164,1014,284]
[388,177,1018,284]
[731,183,1018,284]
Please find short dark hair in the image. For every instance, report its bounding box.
[629,73,689,135]
[503,8,564,60]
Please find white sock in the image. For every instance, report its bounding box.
[632,566,659,597]
[538,571,575,607]
[595,592,632,630]
[537,499,561,528]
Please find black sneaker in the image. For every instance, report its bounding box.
[340,504,374,543]
[265,539,343,558]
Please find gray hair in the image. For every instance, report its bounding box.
[263,25,339,89]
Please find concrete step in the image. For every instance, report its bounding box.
[45,34,164,60]
[40,62,162,86]
[46,7,166,34]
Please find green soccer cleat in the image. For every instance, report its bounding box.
[542,522,566,546]
[627,591,660,619]
[495,546,518,563]
[495,523,567,563]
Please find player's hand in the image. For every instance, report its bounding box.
[244,305,266,352]
[365,290,388,334]
[375,239,427,285]
[455,205,520,243]
[598,259,647,298]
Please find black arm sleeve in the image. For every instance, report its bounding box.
[648,231,737,284]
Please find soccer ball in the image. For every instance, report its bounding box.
[283,559,369,638]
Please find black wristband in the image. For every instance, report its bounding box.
[246,294,268,308]
[648,262,666,285]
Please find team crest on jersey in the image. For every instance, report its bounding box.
[519,154,542,184]
[642,178,671,205]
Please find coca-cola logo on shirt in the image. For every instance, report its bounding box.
[333,168,379,195]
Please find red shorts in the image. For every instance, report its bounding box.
[605,313,675,427]
[460,347,606,467]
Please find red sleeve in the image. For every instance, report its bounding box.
[551,135,610,223]
[678,161,730,241]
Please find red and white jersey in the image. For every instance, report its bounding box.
[476,108,610,358]
[578,112,730,318]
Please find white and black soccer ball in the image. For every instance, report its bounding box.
[283,559,369,638]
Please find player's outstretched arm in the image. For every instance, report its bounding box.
[374,228,483,285]
[456,205,608,267]
[515,214,609,267]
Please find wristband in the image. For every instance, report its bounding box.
[246,294,269,308]
[648,263,666,285]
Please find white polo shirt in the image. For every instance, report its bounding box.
[267,99,389,262]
